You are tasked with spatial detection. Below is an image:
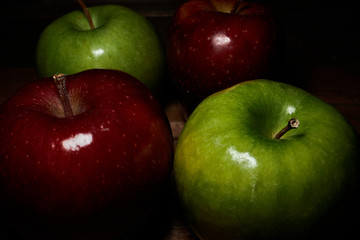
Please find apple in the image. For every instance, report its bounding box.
[167,0,283,111]
[36,3,164,94]
[174,79,358,239]
[0,69,173,239]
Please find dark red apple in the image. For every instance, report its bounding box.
[167,0,284,111]
[0,69,173,239]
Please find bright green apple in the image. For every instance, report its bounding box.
[174,79,358,239]
[36,4,164,94]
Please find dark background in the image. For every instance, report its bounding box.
[1,0,359,73]
[0,0,359,239]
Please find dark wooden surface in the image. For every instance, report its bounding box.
[0,0,359,239]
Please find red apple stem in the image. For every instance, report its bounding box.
[53,74,74,118]
[274,118,299,139]
[77,0,95,30]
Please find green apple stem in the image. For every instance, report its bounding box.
[231,0,249,14]
[274,118,300,139]
[53,74,74,118]
[77,0,95,30]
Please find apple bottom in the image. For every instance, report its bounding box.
[186,190,359,240]
[1,187,168,239]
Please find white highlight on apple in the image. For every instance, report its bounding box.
[92,48,104,56]
[286,105,296,115]
[62,133,93,151]
[213,33,231,46]
[227,147,257,169]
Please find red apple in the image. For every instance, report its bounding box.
[0,69,173,239]
[167,0,283,111]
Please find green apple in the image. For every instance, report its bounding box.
[36,4,164,94]
[174,79,358,239]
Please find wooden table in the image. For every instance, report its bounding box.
[0,0,359,239]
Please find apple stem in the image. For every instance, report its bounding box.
[53,74,74,118]
[77,0,95,30]
[274,118,300,139]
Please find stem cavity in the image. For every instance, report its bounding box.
[231,0,250,14]
[53,74,74,118]
[274,118,300,140]
[77,0,95,30]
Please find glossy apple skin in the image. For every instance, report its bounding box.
[0,69,173,239]
[174,80,358,239]
[167,0,283,111]
[36,5,164,94]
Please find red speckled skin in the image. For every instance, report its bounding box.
[0,69,173,239]
[167,0,283,111]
